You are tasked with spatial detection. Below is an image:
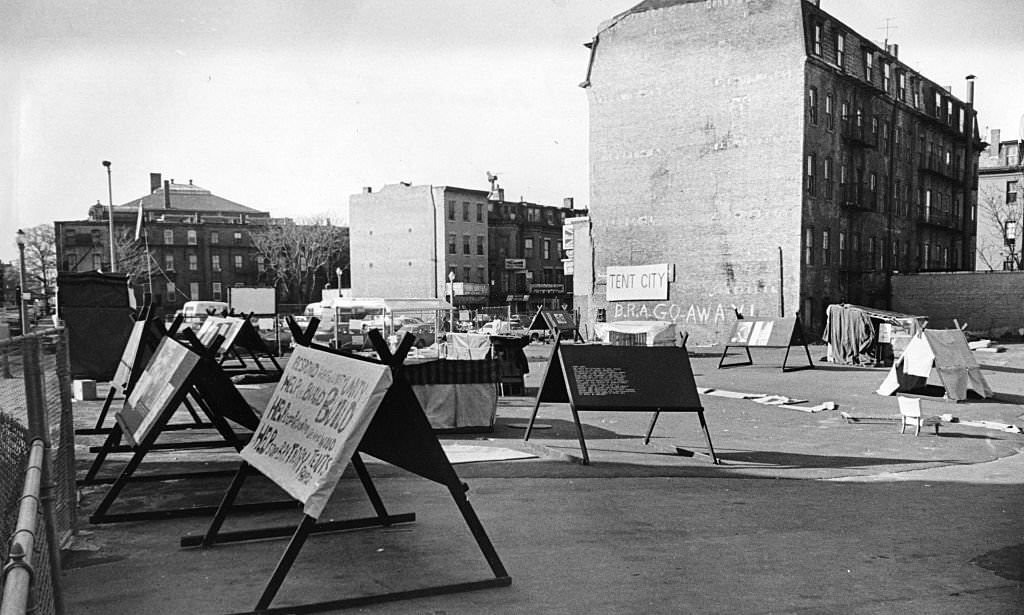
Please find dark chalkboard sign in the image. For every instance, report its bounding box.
[530,309,582,341]
[525,340,716,464]
[719,314,814,372]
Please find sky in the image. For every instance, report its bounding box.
[2,0,1022,263]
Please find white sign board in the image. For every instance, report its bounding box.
[605,264,672,302]
[241,346,393,519]
[118,337,201,447]
[229,287,276,315]
[195,316,245,349]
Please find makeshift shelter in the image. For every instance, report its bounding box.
[823,304,925,366]
[876,329,993,401]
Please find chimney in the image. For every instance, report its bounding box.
[498,188,505,201]
[966,74,976,105]
[991,129,1001,147]
[563,197,574,209]
[891,44,898,58]
[362,186,373,194]
[150,172,162,193]
[163,180,172,209]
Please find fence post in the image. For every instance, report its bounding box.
[21,335,66,615]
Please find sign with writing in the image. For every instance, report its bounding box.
[605,263,671,301]
[118,337,201,447]
[504,258,527,270]
[557,345,700,410]
[241,346,392,518]
[113,319,147,391]
[725,317,795,348]
[195,316,245,349]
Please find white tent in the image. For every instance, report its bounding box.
[876,329,993,401]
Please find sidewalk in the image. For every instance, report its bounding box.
[62,342,1024,614]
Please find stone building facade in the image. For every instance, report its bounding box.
[975,127,1023,271]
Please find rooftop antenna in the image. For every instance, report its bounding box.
[879,17,898,47]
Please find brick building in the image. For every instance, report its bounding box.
[349,182,581,312]
[975,127,1023,271]
[580,0,984,343]
[56,173,272,311]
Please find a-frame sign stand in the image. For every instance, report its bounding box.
[524,337,718,465]
[186,329,510,614]
[88,330,295,523]
[718,313,815,372]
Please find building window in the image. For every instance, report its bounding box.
[93,254,102,270]
[869,172,878,209]
[189,282,200,300]
[824,157,833,200]
[882,121,890,154]
[883,62,891,92]
[211,255,221,271]
[934,91,942,118]
[163,229,174,244]
[807,87,818,125]
[841,101,850,124]
[839,232,847,266]
[212,282,223,301]
[166,282,176,303]
[476,203,484,222]
[448,233,456,255]
[463,266,471,282]
[462,202,470,221]
[868,237,877,270]
[462,235,470,255]
[804,227,814,266]
[892,239,900,271]
[1007,180,1018,204]
[805,154,817,196]
[822,229,831,265]
[543,238,551,260]
[835,32,845,67]
[234,255,243,270]
[894,127,901,158]
[447,200,455,220]
[477,266,486,283]
[164,254,174,271]
[188,254,198,271]
[853,233,862,268]
[258,258,267,273]
[524,237,534,258]
[187,230,197,245]
[233,231,242,244]
[477,235,485,255]
[864,51,873,82]
[825,94,834,131]
[897,72,906,101]
[812,23,822,56]
[210,231,219,244]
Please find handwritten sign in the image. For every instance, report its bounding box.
[118,337,201,447]
[605,264,671,301]
[241,346,392,519]
[195,316,245,350]
[724,317,795,348]
[112,319,147,392]
[558,345,700,410]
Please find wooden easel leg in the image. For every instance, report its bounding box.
[81,423,123,484]
[569,406,589,465]
[183,394,205,424]
[697,411,719,465]
[782,345,792,372]
[90,443,149,522]
[351,453,393,523]
[254,516,317,611]
[802,341,814,369]
[523,396,544,442]
[448,483,510,580]
[643,412,660,445]
[200,462,249,547]
[92,387,117,431]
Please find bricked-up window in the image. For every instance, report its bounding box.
[804,227,814,266]
[164,254,174,271]
[824,157,833,200]
[864,51,873,82]
[805,154,817,196]
[835,32,845,68]
[1008,181,1019,204]
[448,233,456,254]
[462,234,470,255]
[807,87,818,125]
[839,232,847,266]
[477,235,485,255]
[825,94,834,131]
[822,229,831,265]
[812,23,822,56]
[188,254,198,271]
[447,200,455,220]
[163,229,174,244]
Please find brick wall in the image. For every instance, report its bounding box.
[586,0,807,345]
[891,271,1024,336]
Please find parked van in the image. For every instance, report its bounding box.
[180,300,229,323]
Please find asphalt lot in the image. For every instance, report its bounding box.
[63,341,1024,614]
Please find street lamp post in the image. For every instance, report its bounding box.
[16,229,28,335]
[447,270,455,333]
[335,267,343,294]
[102,160,116,272]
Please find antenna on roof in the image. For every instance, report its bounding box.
[879,17,898,47]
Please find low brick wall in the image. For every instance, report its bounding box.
[891,271,1024,337]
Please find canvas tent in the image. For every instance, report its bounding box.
[823,304,925,365]
[593,320,679,346]
[876,329,993,401]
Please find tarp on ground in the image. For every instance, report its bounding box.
[823,304,925,365]
[876,329,993,401]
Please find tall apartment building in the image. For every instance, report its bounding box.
[56,173,272,311]
[581,0,984,343]
[349,182,580,312]
[976,127,1023,271]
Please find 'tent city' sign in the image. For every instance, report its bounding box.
[605,263,672,302]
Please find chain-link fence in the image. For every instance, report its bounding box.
[0,328,75,615]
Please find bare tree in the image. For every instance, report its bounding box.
[249,216,349,305]
[21,224,58,314]
[976,173,1024,271]
[113,228,155,298]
